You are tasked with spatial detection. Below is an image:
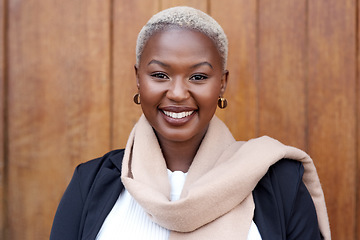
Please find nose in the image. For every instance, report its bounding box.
[166,78,190,102]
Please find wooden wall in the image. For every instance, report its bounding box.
[0,0,359,239]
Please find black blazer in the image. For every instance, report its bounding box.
[50,149,322,240]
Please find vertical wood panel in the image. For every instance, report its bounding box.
[258,0,307,149]
[358,70,360,237]
[112,0,159,149]
[161,0,207,12]
[0,0,5,237]
[357,0,360,237]
[308,0,357,239]
[210,0,257,141]
[7,0,111,239]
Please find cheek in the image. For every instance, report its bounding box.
[193,83,221,107]
[139,79,164,105]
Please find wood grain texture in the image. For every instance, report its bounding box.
[210,0,257,141]
[358,95,360,237]
[0,0,5,237]
[6,0,111,239]
[308,0,357,239]
[258,0,307,149]
[112,0,159,149]
[161,0,207,12]
[357,1,360,237]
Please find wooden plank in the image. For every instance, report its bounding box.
[210,0,257,141]
[308,0,357,239]
[161,0,207,12]
[112,0,159,148]
[258,0,307,149]
[0,0,5,238]
[357,81,360,237]
[7,0,111,239]
[358,96,360,235]
[357,1,360,237]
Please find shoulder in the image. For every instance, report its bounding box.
[266,158,304,193]
[255,159,303,193]
[74,149,125,197]
[253,159,321,239]
[50,149,125,240]
[75,149,125,177]
[253,158,304,218]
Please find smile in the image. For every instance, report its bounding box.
[162,110,194,119]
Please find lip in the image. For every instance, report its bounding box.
[159,106,197,126]
[161,106,197,112]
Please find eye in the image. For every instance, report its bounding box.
[150,72,169,79]
[189,74,208,81]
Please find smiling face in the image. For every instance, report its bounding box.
[136,28,228,144]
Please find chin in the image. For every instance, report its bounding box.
[162,132,195,143]
[161,126,207,143]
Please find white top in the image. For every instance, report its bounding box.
[96,170,262,240]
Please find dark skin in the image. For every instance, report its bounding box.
[135,28,228,172]
[157,130,205,172]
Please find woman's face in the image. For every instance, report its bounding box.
[136,28,228,144]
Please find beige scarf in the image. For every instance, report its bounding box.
[121,115,331,239]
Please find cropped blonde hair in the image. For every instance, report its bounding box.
[136,6,228,70]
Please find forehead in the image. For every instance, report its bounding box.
[140,28,222,68]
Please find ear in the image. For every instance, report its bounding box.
[220,70,229,96]
[134,65,140,89]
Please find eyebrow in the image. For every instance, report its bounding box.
[148,60,170,68]
[191,62,213,69]
[147,60,213,69]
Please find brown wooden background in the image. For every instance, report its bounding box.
[0,0,359,239]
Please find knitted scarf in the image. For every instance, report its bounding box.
[121,115,331,239]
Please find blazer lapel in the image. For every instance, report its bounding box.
[81,151,125,240]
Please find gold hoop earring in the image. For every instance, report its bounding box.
[218,97,227,109]
[133,93,141,105]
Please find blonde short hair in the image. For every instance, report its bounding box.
[136,6,228,70]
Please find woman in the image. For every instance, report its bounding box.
[50,6,331,240]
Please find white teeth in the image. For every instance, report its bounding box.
[163,110,194,119]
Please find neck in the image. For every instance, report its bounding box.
[156,130,207,173]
